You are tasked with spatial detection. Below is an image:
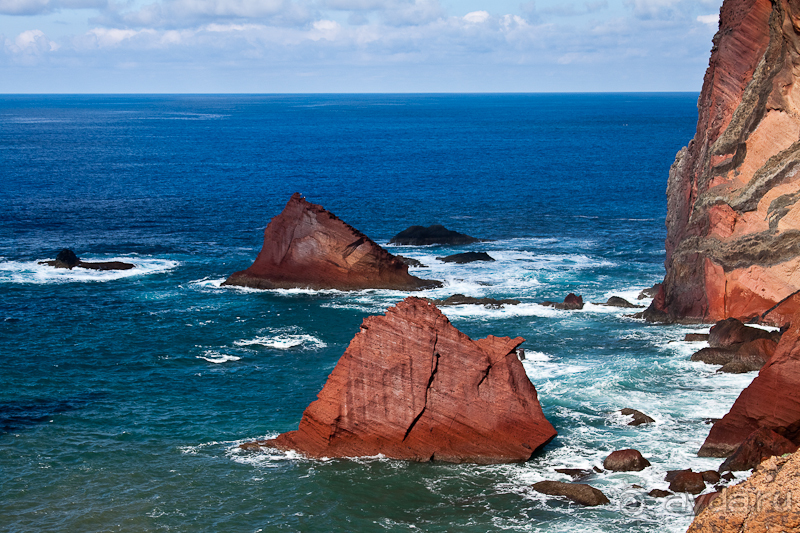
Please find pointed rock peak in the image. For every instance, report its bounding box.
[224,194,441,291]
[254,296,556,463]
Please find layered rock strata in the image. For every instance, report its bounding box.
[647,0,800,323]
[255,297,557,463]
[224,194,440,291]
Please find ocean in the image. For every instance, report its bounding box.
[0,94,756,532]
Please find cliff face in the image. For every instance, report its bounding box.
[651,0,800,323]
[224,194,440,291]
[263,297,557,464]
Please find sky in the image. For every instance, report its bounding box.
[0,0,724,93]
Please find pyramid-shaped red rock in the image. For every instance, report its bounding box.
[224,193,440,291]
[262,297,557,463]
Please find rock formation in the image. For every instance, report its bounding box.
[39,249,135,271]
[618,408,655,426]
[603,449,651,471]
[424,294,521,308]
[646,0,800,323]
[435,252,495,264]
[224,194,441,291]
[666,470,706,495]
[251,297,556,463]
[687,451,800,532]
[719,427,798,472]
[699,320,800,457]
[541,293,584,310]
[531,481,609,506]
[390,225,479,246]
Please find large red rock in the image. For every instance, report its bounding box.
[699,320,800,457]
[224,194,441,291]
[719,427,798,472]
[256,297,557,463]
[645,0,800,323]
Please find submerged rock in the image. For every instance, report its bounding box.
[554,468,593,480]
[254,297,556,463]
[531,481,609,507]
[601,296,643,309]
[389,224,480,246]
[619,408,655,426]
[435,252,495,264]
[223,194,441,291]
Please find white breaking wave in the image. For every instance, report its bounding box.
[234,334,327,350]
[197,351,241,364]
[0,257,179,284]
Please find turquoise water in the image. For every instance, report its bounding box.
[1,94,756,532]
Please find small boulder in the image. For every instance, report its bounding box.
[531,481,609,506]
[648,489,672,498]
[667,470,705,494]
[709,318,777,349]
[603,449,651,471]
[436,252,495,264]
[619,408,655,426]
[719,427,798,472]
[54,248,80,268]
[554,468,593,480]
[700,470,720,484]
[542,293,584,310]
[390,224,480,246]
[604,296,643,308]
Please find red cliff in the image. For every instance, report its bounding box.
[257,297,557,464]
[648,0,800,323]
[224,194,440,291]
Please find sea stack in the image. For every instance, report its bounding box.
[645,0,800,323]
[224,194,441,291]
[253,297,557,464]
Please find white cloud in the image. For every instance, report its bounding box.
[463,10,489,24]
[0,0,105,15]
[697,14,718,26]
[86,27,154,46]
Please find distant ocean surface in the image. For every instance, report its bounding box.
[0,94,754,532]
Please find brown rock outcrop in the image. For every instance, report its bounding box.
[699,321,800,457]
[531,481,609,506]
[542,293,584,310]
[668,470,706,494]
[39,248,135,271]
[719,427,798,472]
[603,449,651,471]
[224,194,441,291]
[646,0,800,323]
[255,297,557,463]
[687,451,800,532]
[619,408,655,426]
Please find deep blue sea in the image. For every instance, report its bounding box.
[0,94,758,532]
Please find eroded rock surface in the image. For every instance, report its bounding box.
[255,297,556,463]
[646,0,800,323]
[224,194,441,291]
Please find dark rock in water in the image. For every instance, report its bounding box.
[602,296,643,309]
[531,480,609,506]
[39,249,135,271]
[648,489,672,498]
[637,283,661,300]
[709,318,777,349]
[425,294,521,308]
[603,449,650,471]
[690,347,737,365]
[436,252,494,264]
[719,428,798,472]
[542,293,584,310]
[667,470,705,494]
[554,468,593,480]
[619,408,655,426]
[395,255,426,268]
[55,248,80,268]
[390,224,480,246]
[718,338,777,373]
[685,333,710,342]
